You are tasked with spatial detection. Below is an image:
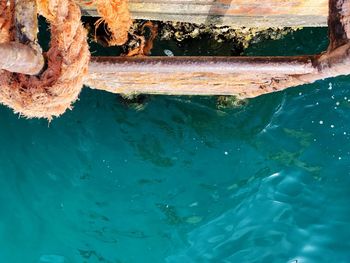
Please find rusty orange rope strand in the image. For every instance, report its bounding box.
[0,0,90,119]
[95,0,132,46]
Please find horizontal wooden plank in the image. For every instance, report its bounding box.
[85,56,317,98]
[76,0,328,27]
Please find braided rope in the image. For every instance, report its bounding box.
[0,0,90,119]
[95,0,132,46]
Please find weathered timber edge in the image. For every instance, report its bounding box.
[86,56,318,98]
[76,0,328,27]
[84,49,348,98]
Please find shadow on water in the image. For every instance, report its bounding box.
[111,93,286,168]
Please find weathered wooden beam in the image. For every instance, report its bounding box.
[327,0,350,50]
[15,0,39,46]
[85,56,317,98]
[85,48,350,98]
[0,42,45,75]
[77,0,329,27]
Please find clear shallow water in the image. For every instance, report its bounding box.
[1,28,350,263]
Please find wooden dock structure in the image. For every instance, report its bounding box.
[1,0,350,119]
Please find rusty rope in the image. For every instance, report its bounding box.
[0,0,90,119]
[95,0,132,46]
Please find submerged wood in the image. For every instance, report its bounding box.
[77,0,328,27]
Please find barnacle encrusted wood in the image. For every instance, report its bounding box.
[0,0,90,119]
[76,0,328,28]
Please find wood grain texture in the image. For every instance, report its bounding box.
[84,43,350,98]
[85,56,317,98]
[76,0,328,27]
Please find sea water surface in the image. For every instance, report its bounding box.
[0,28,349,263]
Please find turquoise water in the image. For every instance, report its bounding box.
[1,28,350,263]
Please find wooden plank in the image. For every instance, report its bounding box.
[76,0,328,27]
[85,40,350,98]
[85,56,316,98]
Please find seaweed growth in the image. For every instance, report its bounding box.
[159,22,297,51]
[217,96,248,109]
[86,18,297,56]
